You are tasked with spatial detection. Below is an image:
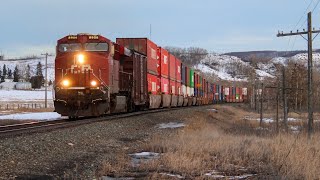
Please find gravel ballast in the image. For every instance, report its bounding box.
[0,106,209,179]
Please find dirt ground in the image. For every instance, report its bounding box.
[2,104,319,179]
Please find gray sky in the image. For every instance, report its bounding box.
[1,0,320,57]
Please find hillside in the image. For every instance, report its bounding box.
[224,50,320,62]
[0,56,55,82]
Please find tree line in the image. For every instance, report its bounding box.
[0,62,52,89]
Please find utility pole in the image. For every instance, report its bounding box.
[41,52,50,108]
[277,12,319,138]
[260,83,264,127]
[282,66,288,131]
[276,81,280,133]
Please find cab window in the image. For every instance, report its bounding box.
[84,43,109,52]
[58,43,81,52]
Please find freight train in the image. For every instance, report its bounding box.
[53,34,248,119]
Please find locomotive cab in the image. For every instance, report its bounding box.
[54,34,112,118]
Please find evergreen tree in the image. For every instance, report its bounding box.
[25,64,31,82]
[0,75,4,83]
[7,69,12,79]
[0,69,2,83]
[48,80,53,86]
[36,62,43,76]
[13,65,20,82]
[36,62,44,86]
[2,64,7,77]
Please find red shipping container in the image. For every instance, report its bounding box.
[169,80,176,95]
[169,54,176,80]
[186,66,190,86]
[176,81,181,95]
[116,38,158,76]
[225,87,230,102]
[176,58,182,82]
[160,77,169,94]
[158,47,169,78]
[147,73,159,95]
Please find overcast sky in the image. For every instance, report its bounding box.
[1,0,320,57]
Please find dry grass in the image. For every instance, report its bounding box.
[100,105,320,179]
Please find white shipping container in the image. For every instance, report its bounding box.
[182,85,187,97]
[242,88,248,95]
[190,87,195,96]
[225,88,230,96]
[187,86,191,97]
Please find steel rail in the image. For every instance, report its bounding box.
[0,105,206,138]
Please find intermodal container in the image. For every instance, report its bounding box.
[236,87,240,102]
[182,84,187,97]
[198,75,202,90]
[160,77,169,94]
[221,85,224,102]
[242,87,248,101]
[176,81,181,95]
[225,87,230,102]
[181,64,186,85]
[186,66,190,86]
[190,69,194,88]
[169,79,176,95]
[190,87,195,96]
[176,58,182,82]
[157,47,169,78]
[169,54,176,80]
[147,73,159,95]
[239,88,243,102]
[116,38,158,75]
[232,87,236,102]
[187,86,191,97]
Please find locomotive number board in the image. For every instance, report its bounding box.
[88,35,99,40]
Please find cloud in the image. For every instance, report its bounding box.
[1,44,55,59]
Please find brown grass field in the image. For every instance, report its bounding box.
[99,104,320,179]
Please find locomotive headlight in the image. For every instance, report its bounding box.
[77,54,85,64]
[62,79,70,87]
[90,80,97,87]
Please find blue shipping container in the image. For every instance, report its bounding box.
[181,64,186,85]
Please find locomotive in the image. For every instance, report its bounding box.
[53,34,248,119]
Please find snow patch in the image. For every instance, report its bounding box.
[129,152,160,167]
[0,112,63,121]
[159,173,184,179]
[158,122,185,129]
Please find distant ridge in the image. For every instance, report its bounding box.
[224,50,320,62]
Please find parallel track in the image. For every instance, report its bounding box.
[0,106,203,138]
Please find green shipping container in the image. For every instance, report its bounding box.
[190,69,194,88]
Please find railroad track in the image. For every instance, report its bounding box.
[0,106,204,138]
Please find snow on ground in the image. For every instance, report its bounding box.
[157,122,185,129]
[249,117,302,123]
[159,173,184,179]
[255,69,274,79]
[0,112,63,121]
[129,152,160,168]
[0,90,53,101]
